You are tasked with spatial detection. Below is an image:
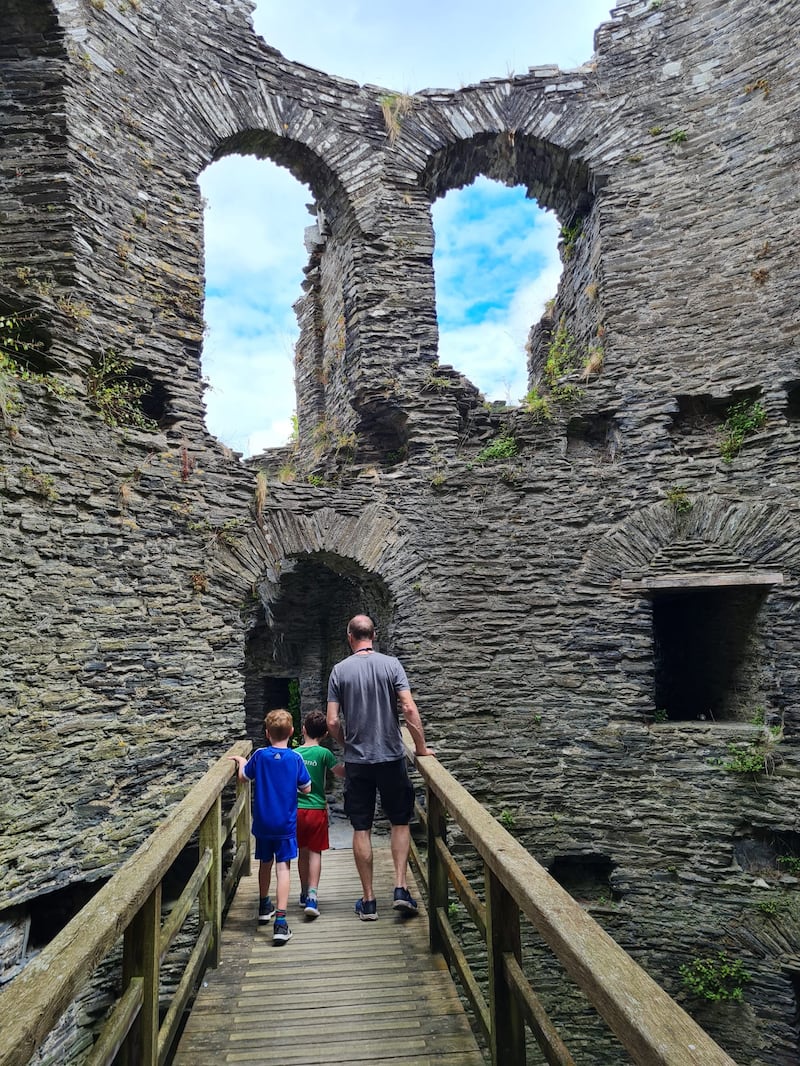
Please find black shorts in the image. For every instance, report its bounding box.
[344,759,414,830]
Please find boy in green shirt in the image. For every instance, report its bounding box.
[296,710,345,918]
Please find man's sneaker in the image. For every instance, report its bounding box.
[304,894,320,918]
[354,897,378,921]
[258,896,276,923]
[392,887,418,914]
[298,891,307,910]
[273,919,292,945]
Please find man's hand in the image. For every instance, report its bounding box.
[398,691,433,758]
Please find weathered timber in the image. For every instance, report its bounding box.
[172,846,485,1066]
[406,736,738,1066]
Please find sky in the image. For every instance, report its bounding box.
[199,0,613,456]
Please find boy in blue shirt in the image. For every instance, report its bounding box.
[231,709,311,945]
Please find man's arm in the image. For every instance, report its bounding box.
[326,700,344,745]
[299,780,312,794]
[398,690,434,757]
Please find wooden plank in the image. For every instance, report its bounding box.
[620,570,783,591]
[199,796,222,968]
[225,1051,486,1066]
[157,921,212,1065]
[184,995,469,1032]
[172,847,484,1066]
[159,847,213,961]
[120,885,160,1066]
[434,905,490,1044]
[225,1033,485,1064]
[84,978,143,1066]
[504,952,576,1066]
[227,1016,478,1046]
[486,867,524,1066]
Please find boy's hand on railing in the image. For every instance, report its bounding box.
[229,754,248,779]
[416,746,435,757]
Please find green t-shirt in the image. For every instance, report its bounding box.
[296,743,339,810]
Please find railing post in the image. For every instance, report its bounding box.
[236,775,252,878]
[426,786,448,955]
[120,884,160,1066]
[486,863,525,1066]
[199,794,222,968]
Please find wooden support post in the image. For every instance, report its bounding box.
[120,884,161,1066]
[427,787,448,955]
[486,863,525,1066]
[236,776,252,879]
[199,795,222,969]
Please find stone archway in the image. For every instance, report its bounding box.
[577,494,798,722]
[230,500,424,742]
[421,129,595,224]
[577,494,800,587]
[242,551,394,745]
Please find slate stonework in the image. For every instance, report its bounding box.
[1,0,799,1060]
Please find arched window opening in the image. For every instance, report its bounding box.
[431,177,561,407]
[199,155,313,458]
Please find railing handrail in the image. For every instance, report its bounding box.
[0,741,251,1066]
[403,732,737,1066]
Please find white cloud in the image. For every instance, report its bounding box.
[431,178,561,401]
[253,1,612,92]
[199,155,311,455]
[200,157,312,295]
[438,321,527,404]
[437,258,563,404]
[201,2,613,456]
[202,331,297,455]
[248,419,295,456]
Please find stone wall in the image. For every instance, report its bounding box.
[1,0,800,1060]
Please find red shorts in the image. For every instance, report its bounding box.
[297,808,330,852]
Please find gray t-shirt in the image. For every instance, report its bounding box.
[327,651,410,764]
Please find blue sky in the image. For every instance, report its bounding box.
[200,1,612,455]
[432,182,561,405]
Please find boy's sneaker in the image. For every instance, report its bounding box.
[355,897,378,921]
[298,891,307,910]
[304,894,320,918]
[258,896,276,923]
[392,887,418,914]
[273,918,292,945]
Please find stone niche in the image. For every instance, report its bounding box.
[1,0,800,1061]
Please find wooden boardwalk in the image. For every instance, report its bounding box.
[172,846,485,1066]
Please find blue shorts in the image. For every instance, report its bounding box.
[254,836,298,863]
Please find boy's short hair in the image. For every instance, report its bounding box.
[303,710,328,740]
[264,708,294,742]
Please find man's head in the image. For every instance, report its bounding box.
[264,708,294,742]
[302,709,328,740]
[347,614,375,643]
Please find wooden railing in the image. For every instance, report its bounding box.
[403,733,738,1066]
[0,742,251,1066]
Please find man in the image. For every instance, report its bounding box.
[326,614,434,921]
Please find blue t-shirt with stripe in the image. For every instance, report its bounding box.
[244,745,311,839]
